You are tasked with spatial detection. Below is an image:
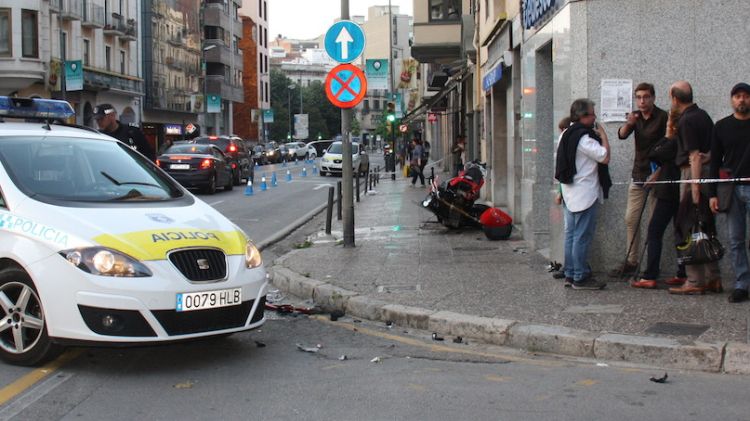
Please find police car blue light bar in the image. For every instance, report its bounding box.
[0,96,75,120]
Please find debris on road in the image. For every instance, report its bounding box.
[174,380,196,389]
[385,321,394,329]
[596,363,609,367]
[452,336,463,344]
[296,343,321,353]
[432,333,444,341]
[547,261,562,272]
[265,302,322,315]
[266,289,284,303]
[255,341,266,348]
[370,357,382,363]
[650,373,668,384]
[330,310,345,321]
[339,355,348,361]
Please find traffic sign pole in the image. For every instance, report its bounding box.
[340,0,354,248]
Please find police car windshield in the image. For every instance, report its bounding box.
[0,136,182,203]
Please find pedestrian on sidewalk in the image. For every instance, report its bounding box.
[410,138,425,187]
[610,83,668,278]
[451,136,466,176]
[669,80,722,295]
[555,99,612,290]
[632,107,687,289]
[94,103,155,161]
[709,82,750,303]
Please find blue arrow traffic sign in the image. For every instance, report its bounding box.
[324,20,366,64]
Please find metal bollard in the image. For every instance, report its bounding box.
[376,166,380,184]
[364,171,369,193]
[337,181,342,221]
[325,186,334,235]
[356,171,360,202]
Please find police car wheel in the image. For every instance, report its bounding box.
[0,268,62,366]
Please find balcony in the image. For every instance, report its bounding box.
[82,2,105,28]
[49,0,61,13]
[104,13,126,36]
[83,66,143,95]
[411,0,465,63]
[203,44,241,67]
[203,4,242,36]
[0,59,44,94]
[61,0,83,20]
[120,19,137,41]
[205,75,243,103]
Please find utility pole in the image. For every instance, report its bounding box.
[387,0,395,162]
[341,0,355,248]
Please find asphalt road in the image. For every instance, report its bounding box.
[3,315,750,420]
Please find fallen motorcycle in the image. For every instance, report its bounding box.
[421,161,512,241]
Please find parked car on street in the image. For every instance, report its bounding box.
[319,141,369,177]
[157,144,233,194]
[252,144,266,165]
[0,97,267,366]
[191,136,253,185]
[306,140,333,159]
[263,142,280,163]
[286,142,309,160]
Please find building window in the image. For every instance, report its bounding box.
[263,28,268,48]
[263,1,267,22]
[105,46,111,71]
[258,0,262,18]
[83,39,90,65]
[0,9,10,57]
[120,50,126,74]
[21,9,38,58]
[429,0,460,21]
[264,54,268,73]
[60,31,67,60]
[374,100,380,110]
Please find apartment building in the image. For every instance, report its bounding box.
[0,1,141,127]
[239,0,268,140]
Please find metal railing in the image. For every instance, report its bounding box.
[82,2,105,27]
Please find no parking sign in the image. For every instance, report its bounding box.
[325,64,367,109]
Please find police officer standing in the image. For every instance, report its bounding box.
[93,104,155,161]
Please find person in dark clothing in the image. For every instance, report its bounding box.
[94,104,155,161]
[610,83,668,278]
[669,81,721,295]
[451,136,466,176]
[709,82,750,303]
[633,107,687,289]
[410,139,425,186]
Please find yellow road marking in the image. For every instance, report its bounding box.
[484,374,512,382]
[310,315,564,367]
[576,379,599,387]
[0,349,82,406]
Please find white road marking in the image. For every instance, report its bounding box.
[0,372,73,420]
[208,200,225,206]
[314,184,333,190]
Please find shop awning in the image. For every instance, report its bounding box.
[401,67,468,124]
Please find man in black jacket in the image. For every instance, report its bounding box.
[709,82,750,303]
[94,104,155,161]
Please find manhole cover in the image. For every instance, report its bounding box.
[377,285,421,293]
[644,322,710,337]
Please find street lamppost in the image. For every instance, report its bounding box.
[287,84,295,141]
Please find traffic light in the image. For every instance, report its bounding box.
[386,101,396,123]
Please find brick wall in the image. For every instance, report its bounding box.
[233,16,260,141]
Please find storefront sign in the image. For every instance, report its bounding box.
[206,95,221,113]
[262,108,274,123]
[482,64,502,91]
[522,0,557,30]
[164,124,182,135]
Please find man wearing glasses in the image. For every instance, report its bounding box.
[611,83,668,278]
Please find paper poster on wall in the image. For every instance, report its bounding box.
[365,59,388,91]
[600,79,632,122]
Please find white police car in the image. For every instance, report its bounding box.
[0,98,268,366]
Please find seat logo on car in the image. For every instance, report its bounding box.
[146,213,175,224]
[197,259,210,270]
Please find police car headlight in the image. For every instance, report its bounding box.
[59,247,152,277]
[245,241,262,269]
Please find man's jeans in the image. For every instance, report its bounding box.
[727,185,750,291]
[563,203,598,282]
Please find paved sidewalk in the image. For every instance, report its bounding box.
[270,172,750,373]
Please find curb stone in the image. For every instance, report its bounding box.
[270,264,737,373]
[593,333,724,372]
[508,324,598,358]
[721,342,750,374]
[428,311,515,346]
